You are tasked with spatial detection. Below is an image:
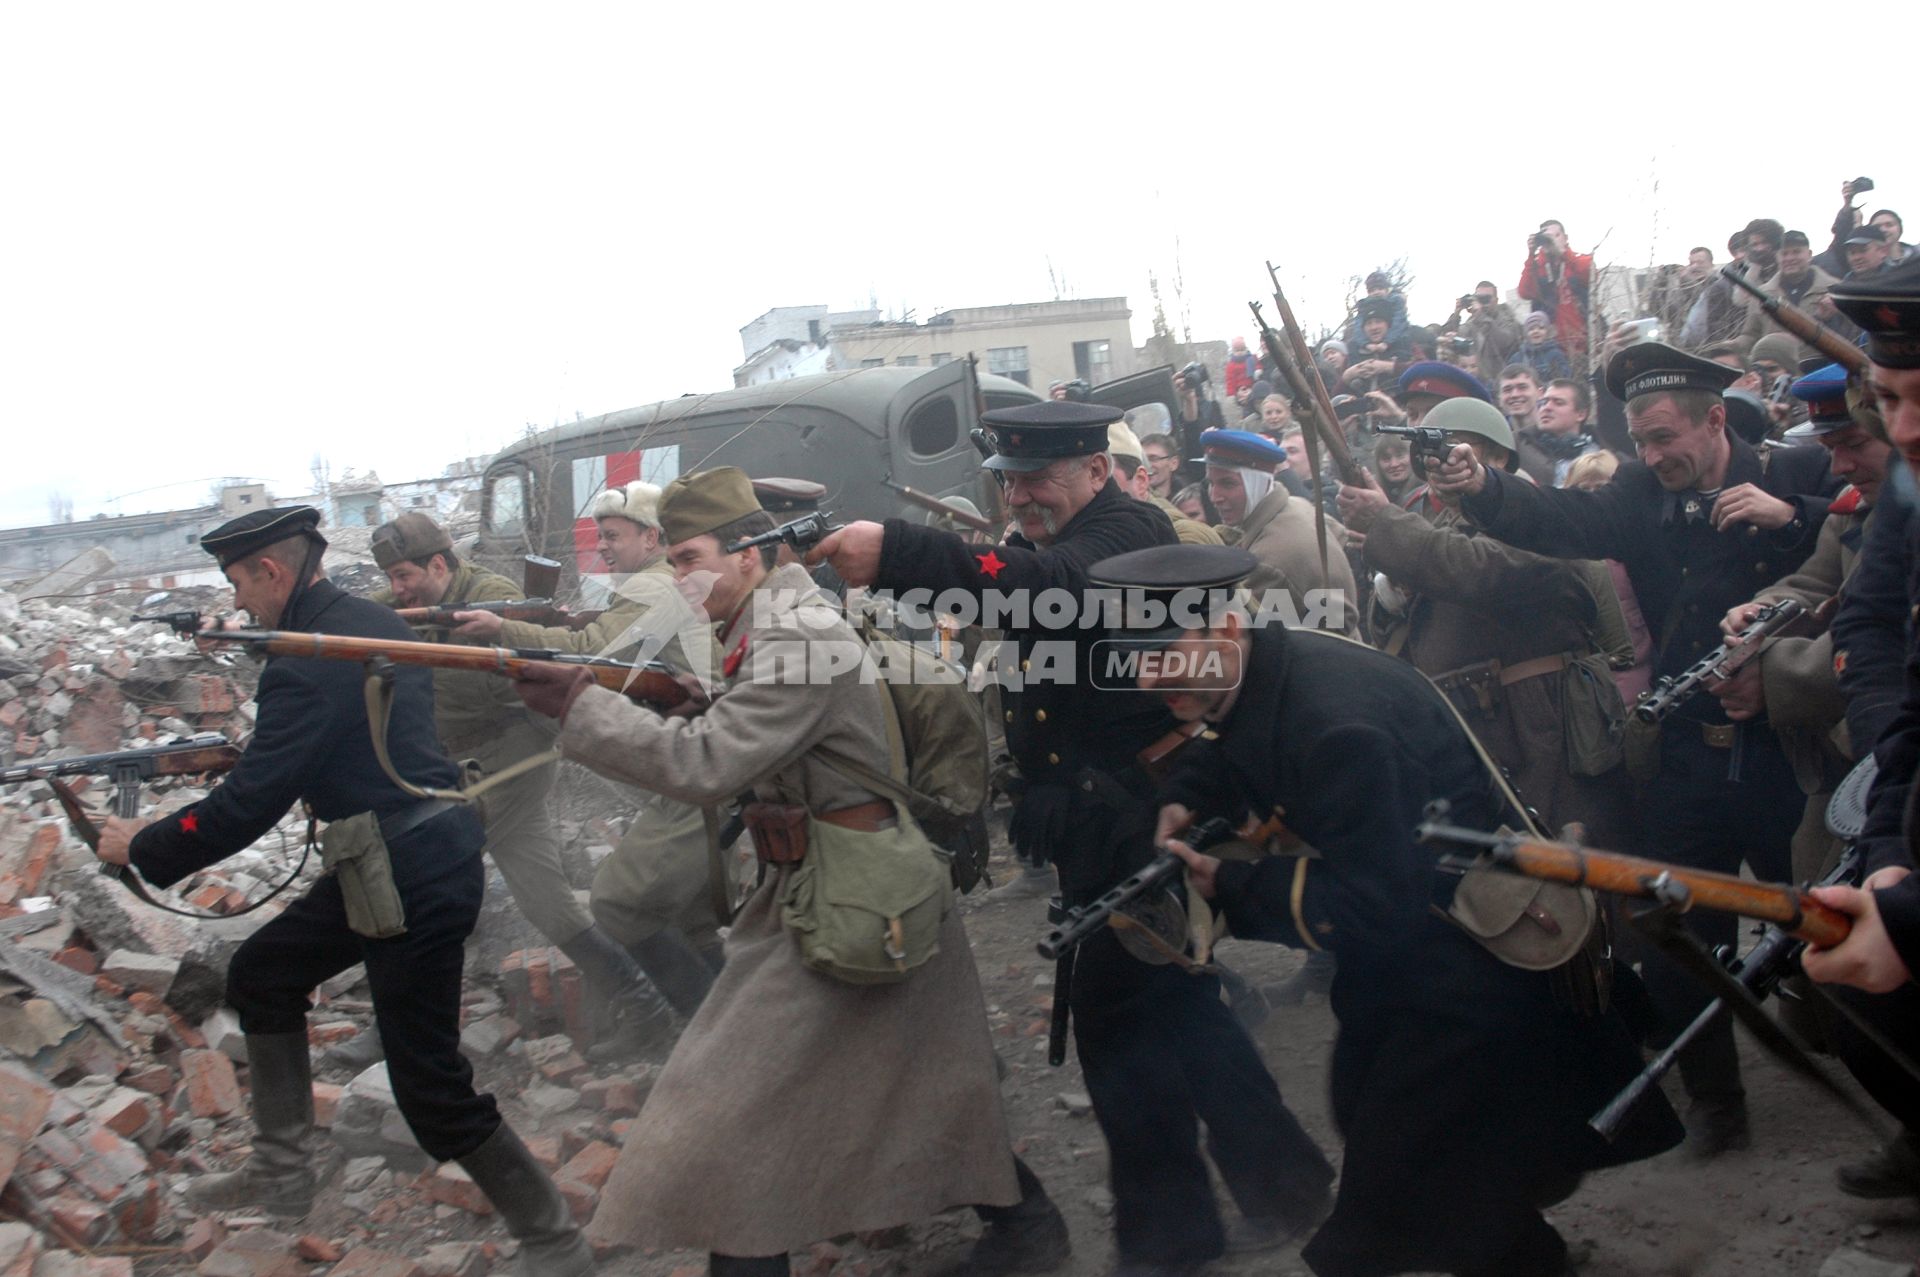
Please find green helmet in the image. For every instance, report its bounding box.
[1424,397,1519,472]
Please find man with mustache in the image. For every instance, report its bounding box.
[1429,342,1839,1157]
[814,402,1333,1276]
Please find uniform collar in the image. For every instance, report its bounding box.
[283,579,345,632]
[1659,434,1759,526]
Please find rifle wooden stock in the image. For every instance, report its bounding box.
[1266,266,1368,486]
[1718,266,1868,374]
[392,601,599,631]
[198,630,690,711]
[1423,822,1851,948]
[887,483,998,534]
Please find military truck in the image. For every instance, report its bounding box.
[469,359,1175,595]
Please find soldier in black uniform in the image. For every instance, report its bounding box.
[1801,259,1920,1198]
[813,403,1333,1276]
[1107,543,1680,1277]
[1429,342,1839,1157]
[94,508,591,1277]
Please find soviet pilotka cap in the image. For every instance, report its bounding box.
[977,401,1124,472]
[751,477,827,514]
[1088,544,1259,651]
[199,506,327,568]
[369,512,452,570]
[658,467,763,545]
[1829,257,1920,369]
[1604,341,1741,403]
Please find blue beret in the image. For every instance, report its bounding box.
[1791,362,1855,431]
[1398,361,1492,403]
[1199,428,1287,468]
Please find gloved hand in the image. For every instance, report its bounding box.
[512,663,597,721]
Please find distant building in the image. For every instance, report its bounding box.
[734,297,1140,391]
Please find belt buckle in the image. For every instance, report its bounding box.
[1701,722,1737,749]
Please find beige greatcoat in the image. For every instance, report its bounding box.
[1220,485,1360,635]
[562,563,1017,1255]
[502,558,723,943]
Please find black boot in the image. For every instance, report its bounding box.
[1838,1131,1920,1199]
[458,1123,594,1277]
[628,929,719,1017]
[708,1256,789,1276]
[183,1031,318,1217]
[558,925,676,1065]
[1676,1028,1748,1161]
[966,1156,1071,1274]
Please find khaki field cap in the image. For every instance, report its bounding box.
[659,467,764,546]
[370,512,451,570]
[589,480,663,530]
[1106,420,1145,461]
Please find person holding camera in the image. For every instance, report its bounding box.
[1517,219,1593,376]
[1444,281,1521,380]
[1173,360,1226,484]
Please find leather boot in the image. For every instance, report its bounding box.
[966,1156,1071,1273]
[183,1032,319,1217]
[322,1025,385,1071]
[628,929,718,1017]
[1838,1131,1920,1199]
[558,925,676,1065]
[458,1123,594,1277]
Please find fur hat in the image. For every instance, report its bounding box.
[589,480,663,530]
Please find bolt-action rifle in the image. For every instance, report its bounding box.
[1718,266,1868,374]
[133,614,689,711]
[885,482,998,535]
[390,598,604,632]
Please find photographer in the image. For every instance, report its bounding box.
[1443,281,1521,379]
[1172,360,1226,483]
[1815,176,1877,275]
[1516,219,1593,375]
[1341,299,1412,395]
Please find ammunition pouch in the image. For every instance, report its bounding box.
[319,812,408,939]
[1431,659,1503,718]
[743,802,810,865]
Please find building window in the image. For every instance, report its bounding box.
[987,346,1030,386]
[1073,339,1112,384]
[861,358,886,368]
[930,353,952,366]
[896,356,919,367]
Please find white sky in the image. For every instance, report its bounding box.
[2,1,1909,530]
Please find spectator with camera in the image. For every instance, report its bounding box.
[1517,219,1593,374]
[1172,360,1226,481]
[1815,177,1895,274]
[1443,281,1521,379]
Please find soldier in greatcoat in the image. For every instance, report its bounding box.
[510,469,1066,1277]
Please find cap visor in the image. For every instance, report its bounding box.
[982,454,1054,473]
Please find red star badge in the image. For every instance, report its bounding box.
[975,550,1006,579]
[179,811,199,834]
[1879,304,1902,329]
[722,636,750,679]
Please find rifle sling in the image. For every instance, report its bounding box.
[360,664,558,804]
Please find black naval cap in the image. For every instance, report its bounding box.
[1830,257,1920,370]
[979,401,1125,472]
[1604,340,1741,404]
[200,506,326,569]
[750,477,827,514]
[1088,544,1258,649]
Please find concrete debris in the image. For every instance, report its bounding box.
[1820,1250,1916,1277]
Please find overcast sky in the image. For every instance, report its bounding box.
[3,2,1908,530]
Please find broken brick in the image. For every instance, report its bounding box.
[294,1237,341,1264]
[119,1064,173,1095]
[45,1195,109,1247]
[557,1140,618,1192]
[579,1076,641,1116]
[0,1067,55,1190]
[180,1218,227,1262]
[421,1164,491,1216]
[196,1229,304,1277]
[311,1082,343,1128]
[15,827,58,897]
[90,1090,156,1142]
[50,947,96,977]
[180,1050,241,1118]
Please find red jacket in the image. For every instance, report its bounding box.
[1517,250,1593,366]
[1224,350,1258,400]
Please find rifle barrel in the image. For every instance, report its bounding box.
[199,630,689,711]
[1716,266,1868,374]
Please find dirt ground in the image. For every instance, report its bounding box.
[236,840,1920,1277]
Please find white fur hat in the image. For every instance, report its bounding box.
[590,480,663,530]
